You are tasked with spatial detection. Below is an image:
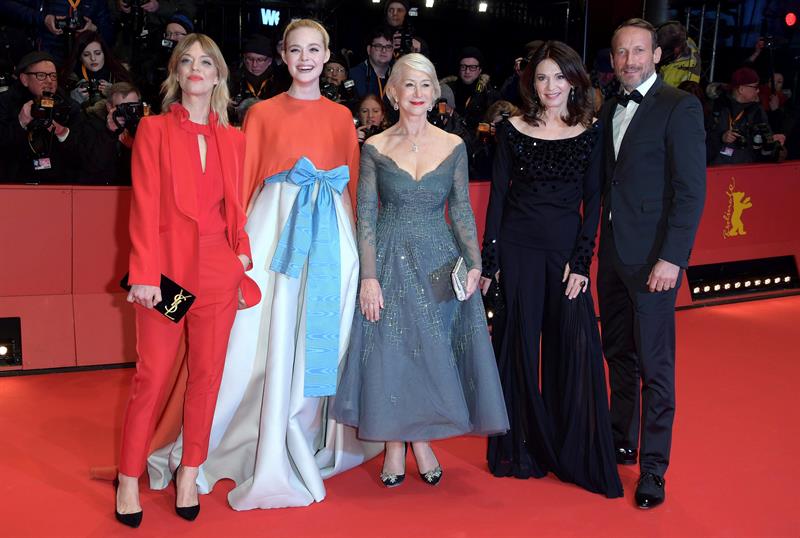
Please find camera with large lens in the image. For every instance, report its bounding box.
[76,78,104,106]
[113,101,149,136]
[30,91,72,128]
[749,123,778,155]
[55,11,83,32]
[428,98,450,128]
[320,80,339,101]
[363,124,382,139]
[0,72,12,94]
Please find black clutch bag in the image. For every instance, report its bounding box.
[120,273,196,323]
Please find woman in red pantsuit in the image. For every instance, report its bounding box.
[115,33,257,528]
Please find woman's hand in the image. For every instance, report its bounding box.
[359,278,384,322]
[465,268,481,300]
[562,263,588,300]
[98,79,111,96]
[44,15,62,35]
[356,125,368,143]
[127,284,162,308]
[479,270,499,296]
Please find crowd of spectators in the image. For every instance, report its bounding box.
[0,1,798,185]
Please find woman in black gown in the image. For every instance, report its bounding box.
[479,41,622,498]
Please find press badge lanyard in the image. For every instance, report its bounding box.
[246,79,267,98]
[68,0,81,14]
[728,109,744,131]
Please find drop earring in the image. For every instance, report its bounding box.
[569,87,575,103]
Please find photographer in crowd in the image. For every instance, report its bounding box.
[0,1,45,69]
[229,34,279,124]
[114,0,196,62]
[355,93,386,144]
[61,31,132,107]
[43,0,113,61]
[0,51,80,182]
[708,67,785,166]
[440,46,500,133]
[75,81,143,184]
[134,11,192,112]
[656,21,701,88]
[350,27,393,100]
[321,53,356,107]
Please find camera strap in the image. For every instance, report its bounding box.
[67,0,82,11]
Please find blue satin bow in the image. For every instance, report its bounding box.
[266,157,350,397]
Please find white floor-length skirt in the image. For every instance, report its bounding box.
[147,179,383,510]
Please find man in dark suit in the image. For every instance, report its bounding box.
[597,18,706,509]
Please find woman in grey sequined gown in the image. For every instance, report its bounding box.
[332,54,508,487]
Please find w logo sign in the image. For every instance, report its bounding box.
[261,8,280,26]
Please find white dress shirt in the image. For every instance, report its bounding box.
[612,72,657,158]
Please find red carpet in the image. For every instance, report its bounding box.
[1,296,799,537]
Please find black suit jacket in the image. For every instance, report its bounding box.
[600,76,706,268]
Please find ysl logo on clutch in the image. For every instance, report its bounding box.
[164,289,193,320]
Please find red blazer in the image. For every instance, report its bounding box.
[128,105,257,303]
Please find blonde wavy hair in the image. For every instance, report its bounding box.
[385,53,441,107]
[282,19,330,51]
[161,33,230,127]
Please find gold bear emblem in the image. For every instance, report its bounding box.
[723,178,752,238]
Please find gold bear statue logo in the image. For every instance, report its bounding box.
[723,178,752,238]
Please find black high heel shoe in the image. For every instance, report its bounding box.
[410,443,443,486]
[114,478,143,528]
[173,466,200,521]
[380,443,408,488]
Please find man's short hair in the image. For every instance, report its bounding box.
[366,27,394,46]
[108,82,141,102]
[613,18,658,51]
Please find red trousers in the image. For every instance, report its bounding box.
[118,233,243,477]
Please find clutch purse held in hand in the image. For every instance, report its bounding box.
[120,273,196,323]
[452,256,469,301]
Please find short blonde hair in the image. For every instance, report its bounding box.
[161,33,230,127]
[385,53,441,106]
[282,19,330,51]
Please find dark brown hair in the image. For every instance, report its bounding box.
[61,31,131,84]
[613,18,658,51]
[519,40,593,128]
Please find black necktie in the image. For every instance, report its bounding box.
[618,90,643,107]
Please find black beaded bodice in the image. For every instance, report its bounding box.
[481,119,603,278]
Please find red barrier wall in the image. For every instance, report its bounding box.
[1,162,798,371]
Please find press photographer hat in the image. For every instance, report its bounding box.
[168,12,194,34]
[243,35,274,58]
[730,67,759,89]
[16,51,56,75]
[458,46,485,67]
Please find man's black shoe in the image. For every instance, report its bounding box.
[615,447,637,465]
[635,472,665,509]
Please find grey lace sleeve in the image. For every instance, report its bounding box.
[447,142,481,271]
[357,144,379,280]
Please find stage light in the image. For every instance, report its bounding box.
[478,2,488,12]
[693,286,700,294]
[0,345,7,356]
[735,282,741,288]
[713,284,721,291]
[785,276,792,283]
[755,279,762,286]
[487,310,494,319]
[372,0,380,3]
[425,0,435,7]
[786,12,797,27]
[724,283,731,290]
[765,278,772,285]
[703,285,711,292]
